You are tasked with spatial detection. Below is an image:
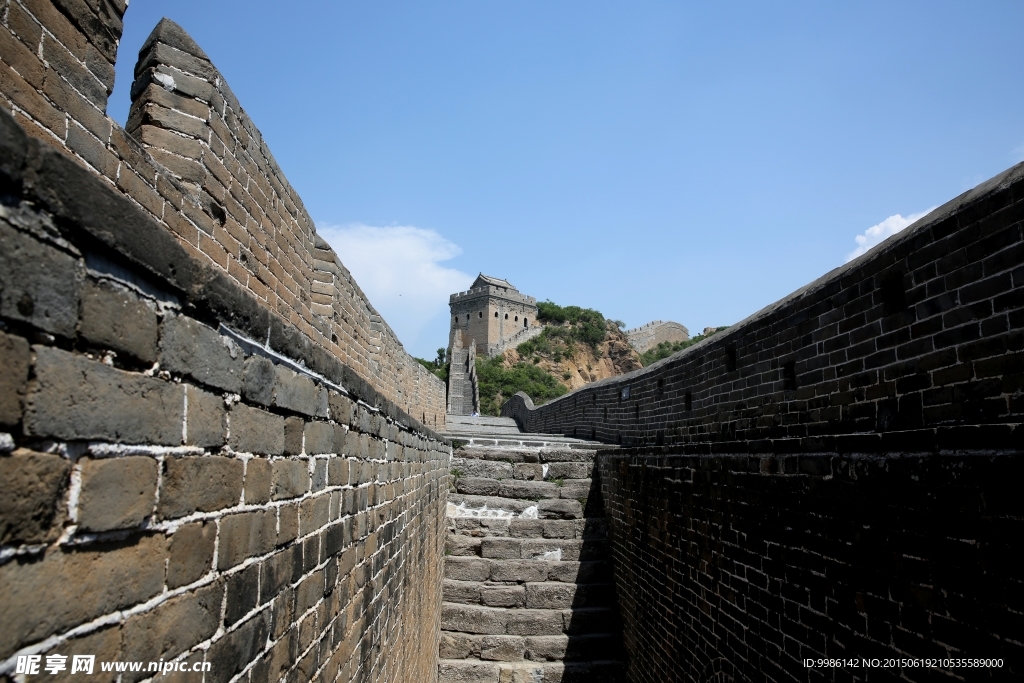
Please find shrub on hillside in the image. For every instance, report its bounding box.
[475,355,567,416]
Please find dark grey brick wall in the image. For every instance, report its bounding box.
[505,160,1024,454]
[598,449,1021,682]
[501,158,1024,681]
[0,109,448,683]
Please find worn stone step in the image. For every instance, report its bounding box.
[455,477,595,502]
[445,558,614,584]
[481,538,609,562]
[456,477,563,500]
[443,579,617,609]
[439,633,625,663]
[452,458,597,483]
[450,495,584,519]
[438,658,626,683]
[456,447,596,464]
[448,536,609,562]
[451,517,608,541]
[441,603,621,637]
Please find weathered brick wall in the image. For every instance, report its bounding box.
[0,3,445,427]
[0,109,447,682]
[502,162,1024,680]
[504,160,1024,452]
[598,448,1021,682]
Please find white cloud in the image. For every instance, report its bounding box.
[315,223,473,356]
[845,208,936,262]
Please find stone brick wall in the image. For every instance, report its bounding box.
[504,160,1024,452]
[0,4,445,428]
[449,283,538,358]
[0,109,448,682]
[501,161,1024,680]
[624,320,689,354]
[597,448,1021,682]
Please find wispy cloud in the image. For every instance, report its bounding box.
[316,223,473,354]
[845,208,936,262]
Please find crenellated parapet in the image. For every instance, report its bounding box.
[0,11,445,429]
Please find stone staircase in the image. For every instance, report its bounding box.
[438,443,626,682]
[442,415,598,449]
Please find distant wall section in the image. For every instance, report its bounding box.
[625,320,689,354]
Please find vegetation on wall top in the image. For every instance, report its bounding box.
[637,326,729,366]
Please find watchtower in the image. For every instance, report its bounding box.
[449,274,539,358]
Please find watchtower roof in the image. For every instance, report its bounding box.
[472,274,516,290]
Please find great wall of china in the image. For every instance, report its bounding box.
[1,3,1020,683]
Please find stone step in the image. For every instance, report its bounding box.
[445,558,614,584]
[443,579,617,609]
[438,658,626,683]
[445,434,599,449]
[441,603,621,637]
[454,477,595,503]
[447,536,609,562]
[456,447,597,464]
[449,495,585,519]
[440,633,625,663]
[452,458,595,482]
[451,517,607,541]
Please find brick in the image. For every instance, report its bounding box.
[0,220,82,337]
[184,385,225,447]
[244,456,272,504]
[284,415,304,455]
[242,355,276,406]
[206,611,272,683]
[25,346,183,444]
[78,278,159,362]
[0,330,30,426]
[327,455,349,486]
[229,404,284,455]
[158,455,242,519]
[299,493,331,536]
[274,366,327,416]
[160,315,243,392]
[167,521,215,589]
[304,421,334,454]
[0,534,165,657]
[77,456,157,532]
[224,562,259,626]
[277,503,298,546]
[272,458,308,500]
[39,625,121,683]
[121,581,223,675]
[0,448,70,544]
[217,510,276,569]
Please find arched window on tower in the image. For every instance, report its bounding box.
[524,318,529,328]
[494,311,498,317]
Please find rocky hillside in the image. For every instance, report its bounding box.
[475,302,645,414]
[501,321,641,390]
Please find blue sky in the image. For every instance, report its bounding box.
[110,1,1024,359]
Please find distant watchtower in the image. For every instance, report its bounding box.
[449,274,540,358]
